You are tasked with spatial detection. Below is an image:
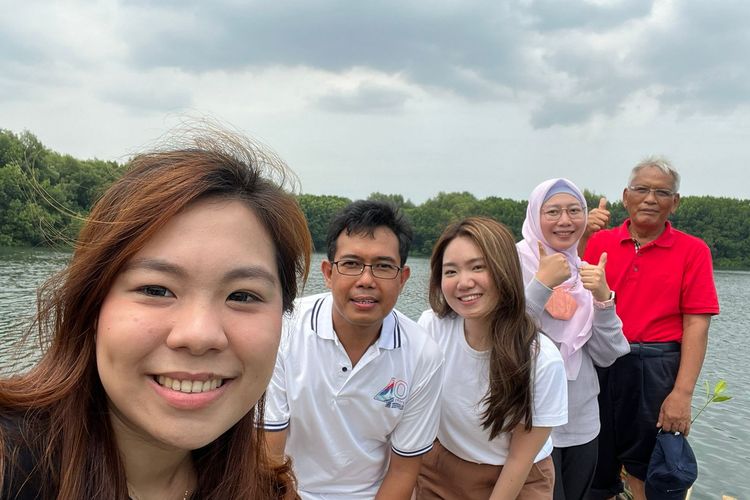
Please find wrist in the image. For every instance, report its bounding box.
[672,384,694,397]
[593,290,615,308]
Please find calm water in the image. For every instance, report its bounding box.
[0,248,747,498]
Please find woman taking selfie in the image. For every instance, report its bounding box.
[0,129,311,499]
[415,217,567,500]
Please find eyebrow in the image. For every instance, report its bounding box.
[443,257,485,267]
[542,203,583,209]
[123,258,279,286]
[337,253,398,263]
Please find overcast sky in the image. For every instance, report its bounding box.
[2,0,749,203]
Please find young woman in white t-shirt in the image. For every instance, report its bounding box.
[415,216,567,500]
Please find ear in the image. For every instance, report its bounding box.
[321,260,334,289]
[399,265,411,290]
[621,187,629,209]
[671,193,681,214]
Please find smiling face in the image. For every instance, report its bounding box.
[623,166,680,232]
[539,193,586,251]
[322,226,410,341]
[440,236,499,323]
[96,198,283,452]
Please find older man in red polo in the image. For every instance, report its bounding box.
[580,157,719,500]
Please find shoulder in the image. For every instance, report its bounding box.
[670,227,711,252]
[394,309,442,359]
[535,334,565,368]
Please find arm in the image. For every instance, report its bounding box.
[579,252,629,366]
[489,425,552,500]
[524,277,553,321]
[657,314,711,436]
[577,197,609,258]
[374,451,423,500]
[585,306,629,367]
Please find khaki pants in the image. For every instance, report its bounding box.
[415,440,554,500]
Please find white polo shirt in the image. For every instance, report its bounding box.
[265,293,444,499]
[418,310,567,465]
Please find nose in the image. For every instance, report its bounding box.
[457,271,475,289]
[643,189,658,203]
[354,265,377,287]
[557,210,573,224]
[166,299,229,355]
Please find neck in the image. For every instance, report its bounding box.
[464,317,491,351]
[112,415,195,500]
[628,221,666,245]
[332,316,382,367]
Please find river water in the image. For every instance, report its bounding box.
[1,248,747,498]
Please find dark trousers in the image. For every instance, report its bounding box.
[588,343,680,499]
[552,437,598,500]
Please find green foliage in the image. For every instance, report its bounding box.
[0,129,126,246]
[2,128,750,269]
[692,379,732,424]
[296,194,352,253]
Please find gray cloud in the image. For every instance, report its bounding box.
[316,82,411,113]
[4,0,749,127]
[100,83,192,113]
[520,0,654,31]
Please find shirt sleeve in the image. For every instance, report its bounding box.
[263,318,292,431]
[681,240,720,315]
[525,277,553,321]
[390,335,444,457]
[531,337,568,427]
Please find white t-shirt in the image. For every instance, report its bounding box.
[418,309,567,465]
[265,294,444,499]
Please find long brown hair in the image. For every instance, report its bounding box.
[0,128,311,499]
[428,216,538,438]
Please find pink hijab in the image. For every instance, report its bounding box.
[517,178,594,380]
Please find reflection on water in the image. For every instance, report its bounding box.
[0,249,747,497]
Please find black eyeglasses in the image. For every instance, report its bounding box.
[628,185,675,200]
[332,260,402,279]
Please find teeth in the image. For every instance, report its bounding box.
[157,375,224,394]
[460,294,481,302]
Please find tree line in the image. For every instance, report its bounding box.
[2,129,749,269]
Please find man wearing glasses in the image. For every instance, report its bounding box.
[265,200,443,499]
[580,158,719,500]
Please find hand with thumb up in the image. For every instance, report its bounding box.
[580,252,612,301]
[535,241,571,289]
[585,197,610,237]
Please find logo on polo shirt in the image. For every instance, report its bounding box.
[373,377,408,410]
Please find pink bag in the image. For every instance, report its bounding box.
[544,286,578,320]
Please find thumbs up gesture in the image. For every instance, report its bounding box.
[585,197,610,237]
[535,241,571,289]
[580,252,612,301]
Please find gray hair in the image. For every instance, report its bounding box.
[628,156,681,192]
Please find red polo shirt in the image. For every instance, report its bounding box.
[583,220,719,343]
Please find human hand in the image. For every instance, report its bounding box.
[657,389,693,436]
[586,198,610,236]
[580,252,611,301]
[535,241,571,289]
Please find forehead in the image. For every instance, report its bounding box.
[542,193,580,207]
[631,166,675,187]
[334,226,400,260]
[443,236,483,263]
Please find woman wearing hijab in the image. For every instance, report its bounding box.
[517,179,629,500]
